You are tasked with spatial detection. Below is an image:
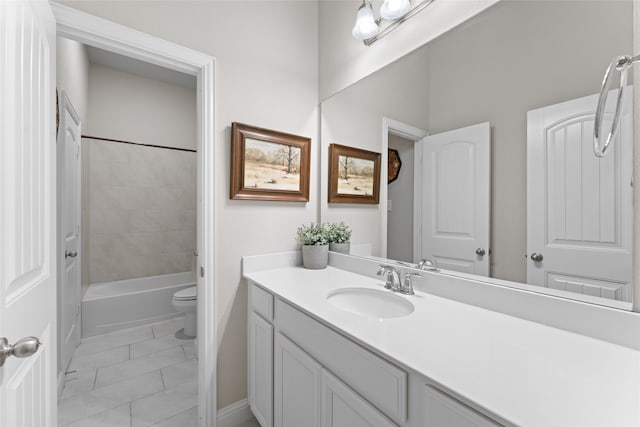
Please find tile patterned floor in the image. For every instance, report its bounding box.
[58,318,199,427]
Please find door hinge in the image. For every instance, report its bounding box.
[200,266,204,278]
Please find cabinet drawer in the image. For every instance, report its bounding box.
[425,386,502,427]
[276,299,407,423]
[250,282,273,321]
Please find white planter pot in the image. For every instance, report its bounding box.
[329,242,350,254]
[302,244,329,269]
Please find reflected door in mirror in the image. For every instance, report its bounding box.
[420,122,491,276]
[527,91,633,301]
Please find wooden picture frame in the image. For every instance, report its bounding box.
[328,144,381,204]
[388,148,402,184]
[230,122,311,201]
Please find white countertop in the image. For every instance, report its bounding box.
[244,265,640,427]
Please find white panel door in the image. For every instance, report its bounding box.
[274,333,321,427]
[248,312,273,427]
[527,91,632,301]
[0,0,57,425]
[419,122,491,275]
[57,91,82,376]
[320,370,396,427]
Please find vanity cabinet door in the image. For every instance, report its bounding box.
[274,333,322,427]
[249,312,273,427]
[321,369,397,427]
[425,386,502,427]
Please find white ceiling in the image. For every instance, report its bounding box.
[87,45,197,89]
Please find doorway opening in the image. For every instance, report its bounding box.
[57,37,202,426]
[53,4,216,426]
[380,117,427,262]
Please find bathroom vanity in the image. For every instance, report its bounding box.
[243,252,640,427]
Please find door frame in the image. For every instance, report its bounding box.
[380,117,427,260]
[52,4,218,426]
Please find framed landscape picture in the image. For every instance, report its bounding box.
[230,122,311,201]
[328,144,381,204]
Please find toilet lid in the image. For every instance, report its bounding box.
[174,286,197,301]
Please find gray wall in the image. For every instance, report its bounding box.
[321,46,430,256]
[387,134,415,263]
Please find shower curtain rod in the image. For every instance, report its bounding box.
[82,135,197,153]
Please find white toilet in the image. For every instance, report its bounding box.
[172,286,197,337]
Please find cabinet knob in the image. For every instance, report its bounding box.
[475,248,486,256]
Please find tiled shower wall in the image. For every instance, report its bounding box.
[87,139,196,283]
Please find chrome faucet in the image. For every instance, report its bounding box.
[376,265,402,291]
[377,265,420,295]
[417,258,439,272]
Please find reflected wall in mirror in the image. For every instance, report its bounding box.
[320,0,634,308]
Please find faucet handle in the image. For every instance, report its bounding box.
[417,258,439,271]
[401,272,421,295]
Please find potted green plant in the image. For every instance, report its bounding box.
[327,222,351,254]
[296,223,329,269]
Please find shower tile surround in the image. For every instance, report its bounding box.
[87,139,196,283]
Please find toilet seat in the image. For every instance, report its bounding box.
[173,286,196,301]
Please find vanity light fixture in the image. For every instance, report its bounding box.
[352,0,379,41]
[352,0,435,46]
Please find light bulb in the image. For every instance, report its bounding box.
[352,0,379,40]
[380,0,411,20]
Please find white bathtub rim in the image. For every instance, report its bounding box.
[84,271,195,301]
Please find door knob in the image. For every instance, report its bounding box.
[0,337,41,367]
[65,250,78,258]
[475,248,486,256]
[530,252,544,262]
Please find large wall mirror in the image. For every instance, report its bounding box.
[320,0,634,309]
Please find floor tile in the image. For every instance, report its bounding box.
[132,379,198,427]
[131,333,190,359]
[161,359,198,389]
[64,403,131,427]
[152,318,185,338]
[234,418,261,427]
[76,326,153,357]
[151,405,198,427]
[68,345,130,372]
[59,371,163,425]
[62,369,96,399]
[95,346,186,389]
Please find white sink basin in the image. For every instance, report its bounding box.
[327,287,414,319]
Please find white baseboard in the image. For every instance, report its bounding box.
[217,398,253,427]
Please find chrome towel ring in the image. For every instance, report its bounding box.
[593,54,639,158]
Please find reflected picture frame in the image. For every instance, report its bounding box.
[230,122,311,202]
[328,143,381,204]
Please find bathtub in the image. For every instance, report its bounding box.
[82,272,195,338]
